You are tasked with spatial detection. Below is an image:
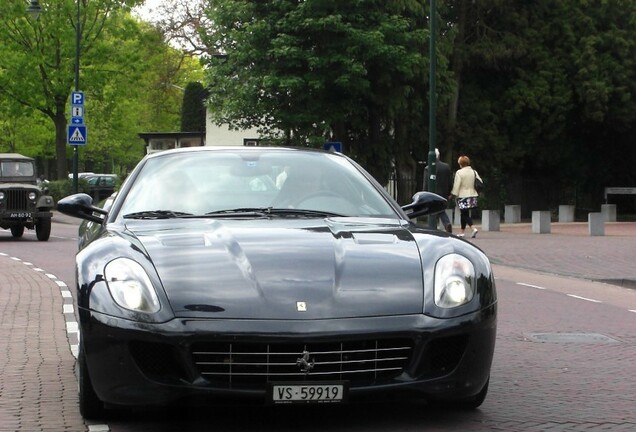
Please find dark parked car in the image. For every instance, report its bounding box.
[0,153,54,241]
[84,173,118,201]
[58,147,497,419]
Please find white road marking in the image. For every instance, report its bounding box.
[567,294,602,303]
[515,279,636,314]
[517,282,546,290]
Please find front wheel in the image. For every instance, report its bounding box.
[35,218,51,241]
[10,225,24,238]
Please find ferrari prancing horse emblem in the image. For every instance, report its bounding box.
[296,301,307,312]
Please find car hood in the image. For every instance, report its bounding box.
[127,217,425,319]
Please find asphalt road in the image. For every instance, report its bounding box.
[0,215,634,431]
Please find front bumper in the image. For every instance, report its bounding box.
[80,305,496,407]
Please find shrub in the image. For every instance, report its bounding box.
[46,179,92,207]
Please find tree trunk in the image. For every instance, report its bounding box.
[54,107,68,181]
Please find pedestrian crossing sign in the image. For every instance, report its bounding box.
[67,125,87,145]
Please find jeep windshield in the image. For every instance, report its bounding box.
[0,161,35,178]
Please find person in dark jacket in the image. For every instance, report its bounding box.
[423,148,452,233]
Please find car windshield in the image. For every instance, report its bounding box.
[0,161,34,178]
[117,150,397,219]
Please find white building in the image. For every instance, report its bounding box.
[139,111,266,153]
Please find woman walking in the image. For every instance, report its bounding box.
[450,155,483,238]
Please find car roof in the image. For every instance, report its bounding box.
[0,153,34,161]
[144,146,335,161]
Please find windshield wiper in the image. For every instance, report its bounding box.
[266,208,343,217]
[204,208,272,217]
[204,207,342,218]
[123,210,193,219]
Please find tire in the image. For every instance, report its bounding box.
[35,218,51,241]
[10,225,24,238]
[77,343,105,420]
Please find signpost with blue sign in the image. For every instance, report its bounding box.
[324,142,342,153]
[67,125,87,145]
[67,91,87,145]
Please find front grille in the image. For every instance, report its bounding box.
[4,189,29,211]
[192,339,413,386]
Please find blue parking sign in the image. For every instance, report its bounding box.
[71,91,84,106]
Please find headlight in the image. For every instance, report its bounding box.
[0,191,4,200]
[434,254,475,308]
[104,258,160,313]
[28,192,37,200]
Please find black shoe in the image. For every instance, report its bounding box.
[445,224,452,233]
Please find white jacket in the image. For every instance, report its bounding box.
[451,167,482,198]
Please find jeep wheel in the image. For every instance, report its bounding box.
[10,225,25,238]
[36,218,51,241]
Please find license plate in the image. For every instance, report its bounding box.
[270,382,348,404]
[10,212,31,218]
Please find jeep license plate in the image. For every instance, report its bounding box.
[10,212,31,218]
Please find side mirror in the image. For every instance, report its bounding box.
[57,193,108,224]
[402,191,448,220]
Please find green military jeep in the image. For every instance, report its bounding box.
[0,153,54,241]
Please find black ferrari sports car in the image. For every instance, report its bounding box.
[58,146,497,419]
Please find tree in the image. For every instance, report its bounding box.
[439,0,636,211]
[181,81,208,132]
[0,1,204,179]
[137,0,212,57]
[0,1,142,179]
[202,0,439,201]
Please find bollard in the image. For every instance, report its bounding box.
[454,204,461,226]
[532,211,551,234]
[505,205,521,224]
[558,205,575,223]
[601,204,616,222]
[588,212,605,236]
[481,210,500,232]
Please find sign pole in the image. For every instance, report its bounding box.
[427,0,438,229]
[72,0,80,193]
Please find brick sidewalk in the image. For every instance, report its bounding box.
[0,255,86,431]
[470,222,636,288]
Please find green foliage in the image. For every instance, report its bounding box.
[203,0,435,187]
[438,0,636,211]
[4,0,635,213]
[46,180,79,206]
[0,1,204,180]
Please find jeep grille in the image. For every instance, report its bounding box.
[5,189,29,211]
